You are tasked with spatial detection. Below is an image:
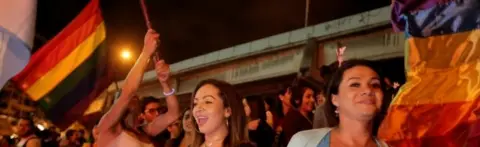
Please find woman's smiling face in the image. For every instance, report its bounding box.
[192,84,231,134]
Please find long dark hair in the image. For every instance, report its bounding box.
[324,59,389,136]
[289,85,315,109]
[190,79,249,147]
[274,85,291,118]
[166,108,191,147]
[245,96,267,121]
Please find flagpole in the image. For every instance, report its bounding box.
[299,0,311,79]
[304,0,310,27]
[139,0,160,61]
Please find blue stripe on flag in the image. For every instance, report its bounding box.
[0,26,31,88]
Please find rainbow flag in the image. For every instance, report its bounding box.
[12,0,112,128]
[379,0,480,146]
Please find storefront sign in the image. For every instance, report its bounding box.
[177,48,304,94]
[230,50,300,83]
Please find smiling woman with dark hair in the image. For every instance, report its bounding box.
[281,84,316,145]
[190,79,254,147]
[288,59,389,147]
[165,108,195,147]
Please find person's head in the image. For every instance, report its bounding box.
[167,119,182,139]
[120,96,143,132]
[324,59,388,134]
[243,96,267,121]
[277,86,292,107]
[316,90,326,106]
[78,129,84,135]
[182,108,194,134]
[191,79,248,147]
[16,117,36,137]
[65,129,78,142]
[77,130,85,139]
[140,96,162,123]
[290,85,316,113]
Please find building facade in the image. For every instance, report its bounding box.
[103,5,403,110]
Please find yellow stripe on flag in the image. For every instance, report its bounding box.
[392,29,480,105]
[26,23,106,100]
[83,89,107,116]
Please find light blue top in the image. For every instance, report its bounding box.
[316,131,382,147]
[287,128,388,147]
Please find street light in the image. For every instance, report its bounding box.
[120,49,132,60]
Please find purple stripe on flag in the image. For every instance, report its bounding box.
[392,0,453,32]
[404,0,480,37]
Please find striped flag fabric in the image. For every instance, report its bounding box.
[379,0,480,146]
[0,0,37,88]
[12,0,112,128]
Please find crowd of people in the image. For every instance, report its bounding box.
[0,116,97,147]
[5,30,400,147]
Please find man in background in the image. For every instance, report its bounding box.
[15,117,41,147]
[139,96,169,147]
[313,91,328,129]
[59,129,79,147]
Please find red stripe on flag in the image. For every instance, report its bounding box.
[379,100,480,146]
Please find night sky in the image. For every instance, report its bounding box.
[34,0,389,79]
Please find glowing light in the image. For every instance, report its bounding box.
[36,124,45,131]
[120,49,132,60]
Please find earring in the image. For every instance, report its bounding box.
[335,108,339,117]
[194,126,201,133]
[225,117,229,127]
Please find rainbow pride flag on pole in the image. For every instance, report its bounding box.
[13,0,112,128]
[379,0,480,146]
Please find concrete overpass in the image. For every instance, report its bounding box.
[107,6,394,94]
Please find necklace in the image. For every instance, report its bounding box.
[202,137,223,147]
[203,142,213,147]
[331,130,380,147]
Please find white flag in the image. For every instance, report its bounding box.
[0,0,37,88]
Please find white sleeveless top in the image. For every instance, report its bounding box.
[288,128,389,147]
[107,131,154,147]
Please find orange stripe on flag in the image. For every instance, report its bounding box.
[379,29,480,146]
[392,29,480,105]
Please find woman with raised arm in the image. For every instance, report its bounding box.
[288,59,389,147]
[96,29,180,147]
